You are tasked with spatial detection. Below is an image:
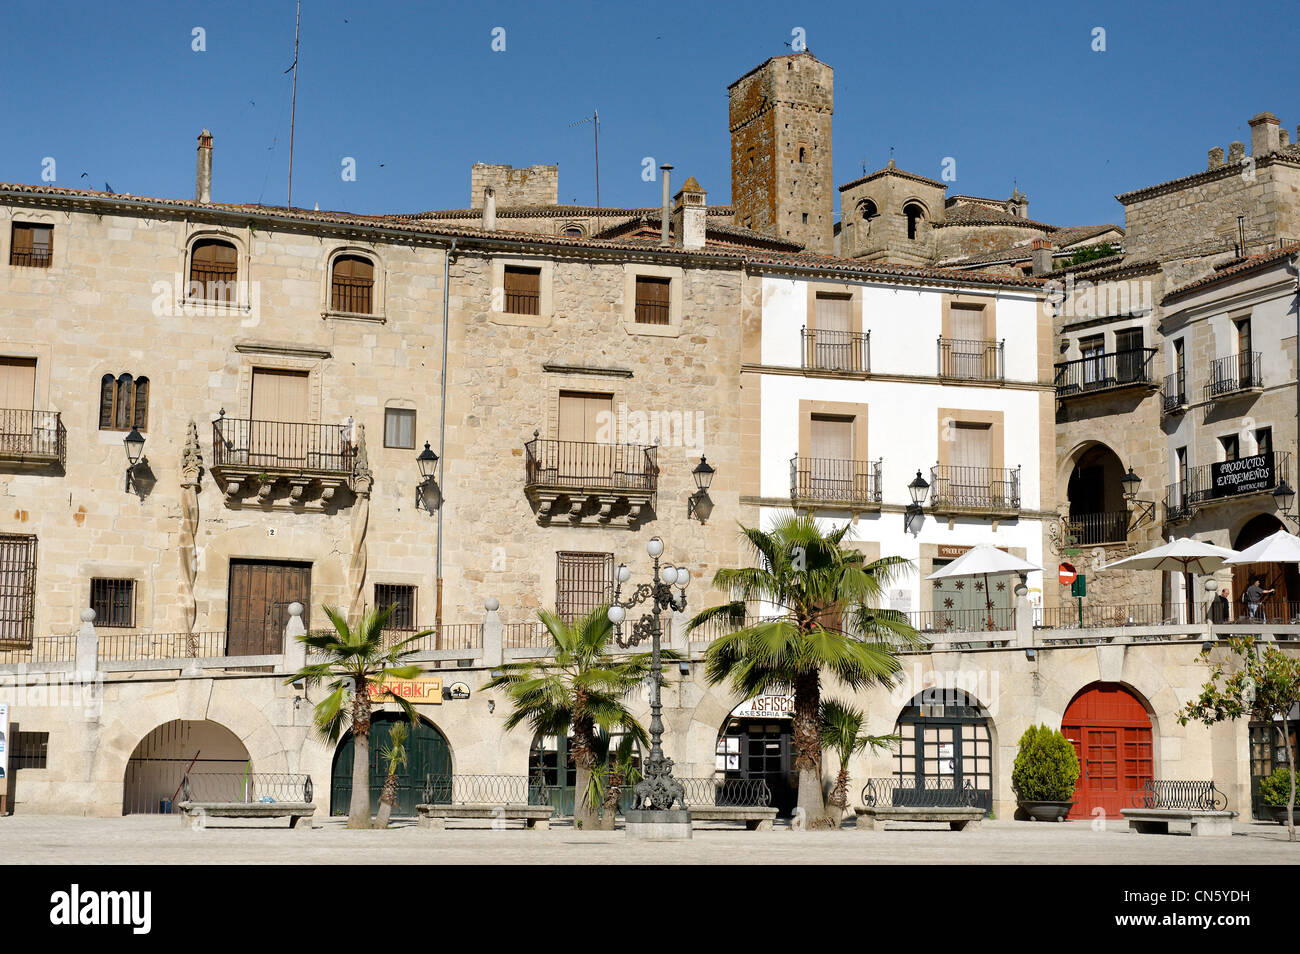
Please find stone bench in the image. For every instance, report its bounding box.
[176,801,316,832]
[415,803,554,830]
[1120,808,1237,837]
[689,806,778,830]
[855,806,985,832]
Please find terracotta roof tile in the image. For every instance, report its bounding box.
[1163,242,1300,301]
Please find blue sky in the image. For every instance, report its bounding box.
[3,0,1298,229]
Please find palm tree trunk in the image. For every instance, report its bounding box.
[348,681,373,829]
[830,766,850,827]
[792,669,831,829]
[571,717,599,831]
[375,772,398,829]
[1283,715,1296,842]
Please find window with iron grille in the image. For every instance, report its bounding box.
[10,731,48,769]
[556,552,614,623]
[0,535,37,644]
[375,583,417,630]
[384,408,416,449]
[90,578,135,628]
[634,276,671,325]
[189,239,238,301]
[10,223,53,268]
[331,254,375,314]
[98,373,149,431]
[504,266,541,315]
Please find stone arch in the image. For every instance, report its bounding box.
[178,227,250,307]
[330,710,452,816]
[1060,681,1157,818]
[1062,441,1128,545]
[889,685,997,811]
[322,243,386,316]
[901,199,930,240]
[1230,512,1295,614]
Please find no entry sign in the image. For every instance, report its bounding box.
[1059,562,1077,586]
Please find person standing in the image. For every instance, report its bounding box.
[1211,587,1231,623]
[1244,578,1274,621]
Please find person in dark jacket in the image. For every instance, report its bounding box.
[1211,587,1231,623]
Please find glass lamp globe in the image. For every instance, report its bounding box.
[607,605,626,625]
[661,564,678,585]
[676,568,691,589]
[616,563,631,583]
[646,536,665,558]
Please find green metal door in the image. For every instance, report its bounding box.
[331,714,451,817]
[530,732,639,817]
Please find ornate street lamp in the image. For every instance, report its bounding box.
[608,535,693,838]
[1120,466,1141,499]
[904,469,928,532]
[688,455,715,522]
[416,441,439,510]
[1274,478,1297,527]
[1121,465,1155,530]
[123,425,147,494]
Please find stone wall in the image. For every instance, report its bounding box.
[469,163,559,208]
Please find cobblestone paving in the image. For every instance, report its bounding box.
[2,815,1298,864]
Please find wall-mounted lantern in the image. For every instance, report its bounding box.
[1274,478,1296,527]
[124,425,147,494]
[688,455,715,522]
[904,469,928,533]
[417,441,440,510]
[1122,465,1156,530]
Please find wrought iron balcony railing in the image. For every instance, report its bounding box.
[929,464,1021,513]
[1164,451,1289,519]
[801,328,870,373]
[1054,347,1156,396]
[9,247,52,268]
[212,416,356,475]
[1161,371,1187,413]
[524,437,658,492]
[937,337,1004,381]
[1204,352,1262,400]
[1066,510,1130,546]
[789,456,882,507]
[0,409,65,465]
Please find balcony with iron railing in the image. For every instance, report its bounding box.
[929,464,1021,516]
[1203,352,1263,402]
[524,432,658,528]
[9,247,52,268]
[1161,370,1187,414]
[1163,450,1290,521]
[1054,348,1156,398]
[800,328,870,373]
[210,411,360,508]
[789,456,882,510]
[1066,510,1130,546]
[937,338,1004,382]
[0,409,66,467]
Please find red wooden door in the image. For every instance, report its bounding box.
[1062,683,1152,819]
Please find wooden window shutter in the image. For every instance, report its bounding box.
[10,223,51,268]
[635,276,671,325]
[115,374,132,430]
[190,239,238,300]
[132,377,149,430]
[331,255,375,314]
[99,374,115,429]
[504,266,541,315]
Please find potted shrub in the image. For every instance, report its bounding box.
[1259,768,1293,825]
[1012,724,1080,821]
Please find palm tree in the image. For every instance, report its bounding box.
[820,700,897,826]
[483,607,650,831]
[374,722,409,829]
[286,604,428,829]
[587,732,643,830]
[687,512,919,828]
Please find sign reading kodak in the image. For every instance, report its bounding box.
[367,677,443,704]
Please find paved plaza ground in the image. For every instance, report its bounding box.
[1,814,1297,864]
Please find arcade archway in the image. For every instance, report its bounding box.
[1232,513,1297,621]
[331,714,451,817]
[715,694,797,818]
[1062,682,1153,819]
[893,688,993,812]
[122,719,249,815]
[1066,443,1128,545]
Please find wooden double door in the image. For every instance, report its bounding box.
[1063,683,1153,819]
[226,560,311,657]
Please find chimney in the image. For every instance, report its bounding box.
[1207,146,1224,170]
[1249,112,1281,158]
[195,129,213,203]
[672,177,707,250]
[482,187,496,230]
[1227,141,1246,165]
[1030,238,1054,276]
[659,164,673,246]
[1282,128,1291,149]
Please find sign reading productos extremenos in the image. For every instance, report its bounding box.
[1210,454,1275,499]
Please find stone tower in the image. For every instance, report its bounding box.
[728,52,834,254]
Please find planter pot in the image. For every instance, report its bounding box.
[1019,800,1073,822]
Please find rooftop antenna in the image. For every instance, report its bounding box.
[286,0,301,208]
[569,109,600,231]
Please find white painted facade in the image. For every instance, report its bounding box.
[754,274,1050,617]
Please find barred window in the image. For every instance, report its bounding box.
[10,731,48,769]
[331,255,375,314]
[555,552,613,623]
[634,276,671,325]
[0,534,37,644]
[384,408,416,449]
[375,584,417,630]
[99,373,149,431]
[504,266,541,316]
[189,239,238,301]
[10,223,53,268]
[90,578,135,628]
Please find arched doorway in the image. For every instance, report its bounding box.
[1232,514,1297,622]
[894,688,993,812]
[715,694,797,818]
[122,719,249,815]
[1062,683,1153,819]
[530,730,641,817]
[331,714,451,817]
[1066,444,1127,545]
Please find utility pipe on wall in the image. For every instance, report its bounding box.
[436,239,458,633]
